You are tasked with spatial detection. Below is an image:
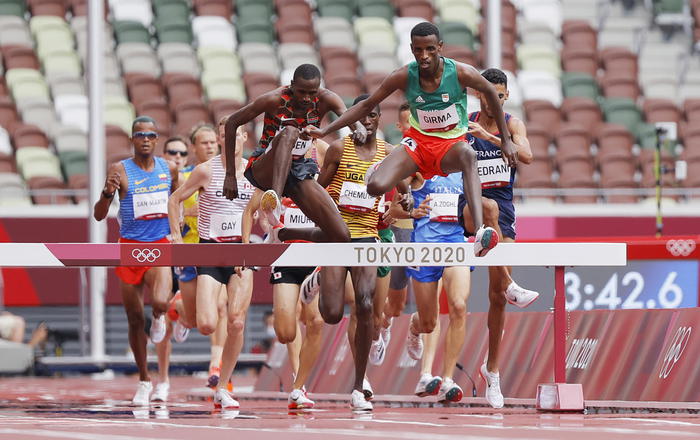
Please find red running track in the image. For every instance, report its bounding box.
[0,376,699,440]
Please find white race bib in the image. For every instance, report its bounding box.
[416,104,459,132]
[133,191,168,220]
[429,193,459,223]
[478,158,511,188]
[210,212,242,242]
[283,207,315,228]
[339,181,376,213]
[291,137,313,156]
[377,194,386,213]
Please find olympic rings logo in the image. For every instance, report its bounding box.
[131,248,162,263]
[658,326,692,379]
[666,239,696,257]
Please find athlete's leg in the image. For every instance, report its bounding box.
[273,283,301,344]
[318,266,349,324]
[195,275,223,335]
[348,266,376,392]
[294,295,324,390]
[209,286,228,372]
[218,268,254,389]
[344,273,357,361]
[373,272,390,340]
[280,179,351,243]
[420,315,440,376]
[441,266,470,380]
[366,145,419,197]
[179,279,197,328]
[441,142,483,229]
[249,126,299,196]
[155,323,173,385]
[121,282,149,381]
[487,237,514,373]
[411,279,440,334]
[144,267,172,384]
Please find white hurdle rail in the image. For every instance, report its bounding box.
[0,242,627,386]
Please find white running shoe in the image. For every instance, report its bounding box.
[480,364,504,409]
[414,373,442,397]
[369,333,387,366]
[406,318,423,360]
[264,225,283,244]
[288,388,315,410]
[300,267,321,305]
[151,382,169,402]
[381,318,392,347]
[505,281,540,308]
[214,388,240,409]
[132,381,152,406]
[351,389,373,411]
[260,189,282,227]
[474,225,499,257]
[150,315,166,344]
[362,377,374,401]
[172,320,189,343]
[437,377,463,403]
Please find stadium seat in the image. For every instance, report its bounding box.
[0,172,31,206]
[192,16,236,51]
[0,17,33,48]
[54,124,87,153]
[243,73,279,100]
[315,17,356,50]
[237,18,275,45]
[174,99,212,136]
[561,20,597,50]
[111,0,153,27]
[2,46,40,70]
[518,71,562,106]
[320,47,359,77]
[324,72,364,99]
[600,72,640,100]
[562,72,599,100]
[54,94,88,132]
[524,100,562,134]
[159,45,201,77]
[558,160,598,203]
[199,49,242,78]
[317,0,355,21]
[517,44,561,76]
[561,46,598,77]
[0,96,19,128]
[126,74,166,106]
[437,0,480,34]
[114,21,152,45]
[156,21,193,45]
[561,97,603,135]
[104,96,136,134]
[105,125,131,163]
[237,0,273,19]
[239,43,280,77]
[642,74,679,101]
[439,22,475,50]
[16,146,62,180]
[441,45,477,66]
[276,18,316,45]
[278,43,320,72]
[554,123,592,164]
[520,21,558,47]
[355,17,397,52]
[204,77,246,102]
[28,176,73,204]
[524,122,553,161]
[601,97,642,137]
[520,0,562,35]
[358,0,395,22]
[192,0,232,18]
[596,123,634,165]
[358,46,399,74]
[134,98,172,133]
[42,51,82,78]
[11,123,49,149]
[599,47,638,77]
[0,0,26,16]
[6,69,51,103]
[165,74,204,110]
[18,100,57,133]
[643,98,681,125]
[516,158,554,189]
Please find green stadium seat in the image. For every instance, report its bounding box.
[114,21,151,45]
[154,0,191,22]
[601,98,643,136]
[0,0,26,17]
[59,150,87,179]
[237,18,274,45]
[358,0,395,22]
[562,72,599,100]
[318,0,355,21]
[237,0,273,21]
[155,21,193,44]
[439,22,475,50]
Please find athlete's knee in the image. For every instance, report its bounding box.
[418,313,437,333]
[198,322,216,336]
[488,288,507,307]
[227,313,246,334]
[331,226,351,243]
[320,298,343,324]
[125,310,145,330]
[448,301,467,320]
[355,293,373,318]
[461,145,477,163]
[483,198,499,226]
[305,315,324,336]
[278,126,300,144]
[276,325,296,344]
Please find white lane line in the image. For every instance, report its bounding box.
[0,428,181,440]
[613,417,700,427]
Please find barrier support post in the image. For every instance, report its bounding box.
[536,265,584,411]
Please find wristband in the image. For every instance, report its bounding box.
[102,189,115,199]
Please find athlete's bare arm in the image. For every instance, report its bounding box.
[305,68,409,140]
[167,162,211,243]
[241,189,263,244]
[223,91,281,200]
[319,88,365,142]
[316,138,343,188]
[93,162,125,221]
[508,117,533,164]
[456,64,518,167]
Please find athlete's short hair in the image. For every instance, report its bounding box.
[292,63,321,82]
[131,116,156,133]
[410,22,441,41]
[163,136,187,152]
[189,123,216,144]
[353,93,380,114]
[481,68,508,87]
[398,101,410,113]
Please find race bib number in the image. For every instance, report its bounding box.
[210,213,242,242]
[283,207,315,228]
[291,137,313,156]
[133,191,168,220]
[339,181,376,212]
[401,136,417,152]
[416,104,459,132]
[478,158,511,188]
[429,193,459,223]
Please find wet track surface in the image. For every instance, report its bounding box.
[1,376,699,440]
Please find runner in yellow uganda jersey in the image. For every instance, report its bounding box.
[291,94,394,411]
